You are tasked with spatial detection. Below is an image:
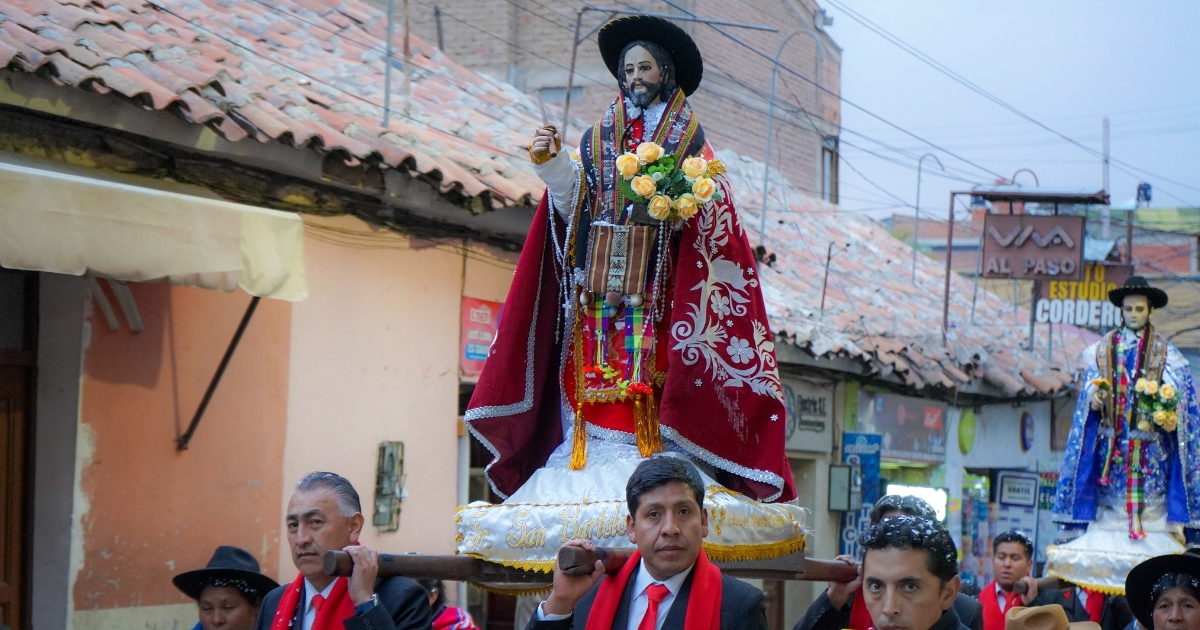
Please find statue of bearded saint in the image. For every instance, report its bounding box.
[1048,276,1200,594]
[457,16,805,570]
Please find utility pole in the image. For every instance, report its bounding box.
[1101,117,1110,239]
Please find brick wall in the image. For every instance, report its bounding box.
[368,0,842,201]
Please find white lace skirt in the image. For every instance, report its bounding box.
[1045,505,1185,594]
[455,436,809,571]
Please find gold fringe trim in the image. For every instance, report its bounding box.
[705,160,726,177]
[569,404,588,470]
[474,583,553,597]
[1046,569,1125,596]
[463,553,556,573]
[633,391,663,458]
[702,534,806,562]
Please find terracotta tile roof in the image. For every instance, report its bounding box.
[0,0,551,208]
[717,150,1100,397]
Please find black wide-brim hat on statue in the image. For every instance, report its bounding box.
[172,545,279,601]
[1108,275,1169,309]
[1126,550,1200,629]
[598,15,703,96]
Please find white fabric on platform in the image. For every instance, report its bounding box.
[1045,505,1185,595]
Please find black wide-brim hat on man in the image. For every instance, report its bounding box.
[598,15,703,95]
[1109,275,1169,309]
[1125,550,1200,629]
[173,545,279,601]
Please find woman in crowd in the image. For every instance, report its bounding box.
[173,546,278,630]
[1126,550,1200,630]
[417,578,479,630]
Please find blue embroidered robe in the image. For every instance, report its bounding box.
[1054,328,1200,527]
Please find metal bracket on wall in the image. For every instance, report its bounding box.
[176,295,261,451]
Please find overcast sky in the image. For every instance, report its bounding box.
[819,0,1200,219]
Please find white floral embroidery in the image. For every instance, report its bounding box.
[770,414,779,422]
[670,177,783,402]
[695,379,702,387]
[727,337,753,364]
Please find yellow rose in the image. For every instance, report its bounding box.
[1138,420,1153,432]
[1144,380,1159,396]
[635,141,664,164]
[1153,409,1169,425]
[630,174,657,198]
[674,193,700,220]
[1135,378,1148,393]
[1160,384,1177,401]
[648,194,672,221]
[616,153,640,179]
[691,176,718,203]
[681,156,709,180]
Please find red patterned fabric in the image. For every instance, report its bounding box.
[465,184,795,501]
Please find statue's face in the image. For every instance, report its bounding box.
[622,45,664,108]
[1122,294,1151,331]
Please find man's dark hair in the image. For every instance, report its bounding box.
[859,515,959,584]
[626,456,705,517]
[295,471,362,516]
[992,530,1034,560]
[417,578,446,610]
[870,494,938,524]
[619,39,678,96]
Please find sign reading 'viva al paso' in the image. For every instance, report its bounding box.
[981,214,1086,281]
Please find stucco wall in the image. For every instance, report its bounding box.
[70,281,291,628]
[278,215,516,579]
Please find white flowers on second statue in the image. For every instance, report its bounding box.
[727,337,754,364]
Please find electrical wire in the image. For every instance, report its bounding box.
[823,0,1200,197]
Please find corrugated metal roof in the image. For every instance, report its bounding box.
[720,150,1099,397]
[0,0,550,209]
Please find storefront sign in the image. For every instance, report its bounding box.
[1034,263,1133,330]
[783,378,834,453]
[998,471,1039,507]
[842,432,882,504]
[857,390,947,463]
[981,214,1086,281]
[460,297,503,379]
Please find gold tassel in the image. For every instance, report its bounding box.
[569,405,588,470]
[634,391,664,458]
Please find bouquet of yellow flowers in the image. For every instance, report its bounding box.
[1134,378,1180,432]
[616,141,723,224]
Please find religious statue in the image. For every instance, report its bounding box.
[1048,276,1200,593]
[457,15,805,570]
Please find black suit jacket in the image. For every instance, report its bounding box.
[1059,588,1133,630]
[792,590,983,630]
[526,569,768,630]
[252,576,431,630]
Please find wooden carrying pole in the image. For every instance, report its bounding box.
[323,547,857,584]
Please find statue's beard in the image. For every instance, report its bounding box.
[624,79,663,109]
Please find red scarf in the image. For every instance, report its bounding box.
[980,581,1023,630]
[848,585,872,630]
[584,549,722,630]
[1083,589,1106,624]
[269,574,356,630]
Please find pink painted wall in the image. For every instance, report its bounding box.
[278,215,516,578]
[74,281,291,610]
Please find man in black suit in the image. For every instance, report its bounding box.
[792,495,983,630]
[977,530,1071,630]
[1058,585,1133,630]
[253,472,430,630]
[858,516,970,630]
[527,456,767,630]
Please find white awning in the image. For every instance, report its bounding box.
[0,154,307,302]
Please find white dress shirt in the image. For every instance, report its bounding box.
[537,560,695,630]
[302,578,338,630]
[995,583,1023,613]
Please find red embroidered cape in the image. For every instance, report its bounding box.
[465,95,795,503]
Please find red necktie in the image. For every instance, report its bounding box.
[638,584,671,630]
[312,593,326,615]
[1003,590,1021,612]
[1084,589,1105,623]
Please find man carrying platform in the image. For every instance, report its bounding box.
[978,531,1072,630]
[858,516,968,630]
[528,457,767,630]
